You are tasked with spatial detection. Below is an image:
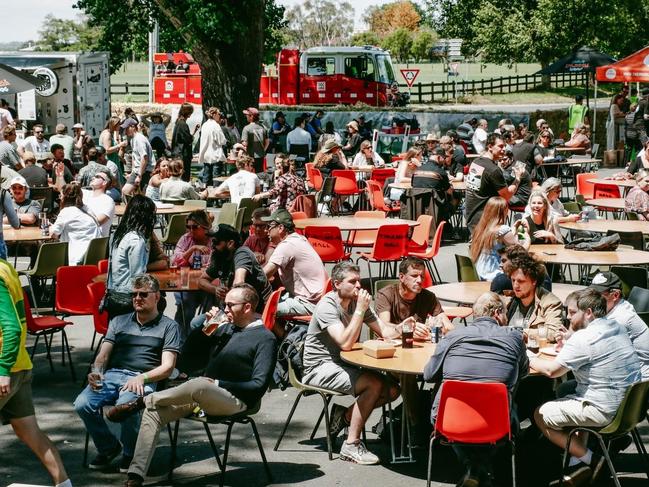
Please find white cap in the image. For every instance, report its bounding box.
[9,176,28,188]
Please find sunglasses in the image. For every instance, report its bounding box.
[93,174,108,182]
[131,291,153,299]
[186,224,202,230]
[252,223,268,228]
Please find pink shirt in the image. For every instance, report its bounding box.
[269,233,327,302]
[172,233,212,267]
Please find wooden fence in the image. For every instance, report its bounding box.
[110,82,149,99]
[398,72,587,103]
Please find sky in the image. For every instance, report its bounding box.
[0,0,398,43]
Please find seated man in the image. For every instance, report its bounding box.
[532,289,641,487]
[590,272,649,379]
[262,208,327,317]
[243,207,275,265]
[74,274,181,472]
[209,154,261,205]
[491,245,552,294]
[6,176,41,226]
[424,292,528,486]
[121,284,277,487]
[302,262,400,465]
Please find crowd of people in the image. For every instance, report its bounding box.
[1,89,649,487]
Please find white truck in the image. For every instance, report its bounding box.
[0,51,110,138]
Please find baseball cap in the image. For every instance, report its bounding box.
[589,272,622,292]
[72,123,84,129]
[347,121,359,131]
[121,118,138,130]
[9,176,28,188]
[260,208,293,227]
[321,139,340,153]
[243,107,259,116]
[207,223,241,245]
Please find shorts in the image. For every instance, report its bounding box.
[302,362,365,396]
[0,369,35,424]
[126,170,151,186]
[538,396,612,430]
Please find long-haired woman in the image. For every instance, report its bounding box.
[523,189,562,244]
[171,102,197,181]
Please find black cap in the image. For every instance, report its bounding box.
[589,272,622,292]
[207,223,241,245]
[575,94,584,102]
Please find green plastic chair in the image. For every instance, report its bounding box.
[575,194,586,207]
[216,202,238,228]
[82,237,109,266]
[563,201,581,213]
[626,211,640,221]
[611,267,648,299]
[161,214,188,253]
[560,380,649,487]
[455,254,479,282]
[185,199,207,209]
[238,197,261,227]
[233,208,246,232]
[19,241,68,311]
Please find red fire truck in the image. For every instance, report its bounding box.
[259,46,401,107]
[153,51,202,104]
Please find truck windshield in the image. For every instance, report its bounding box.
[376,55,396,85]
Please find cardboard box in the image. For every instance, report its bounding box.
[362,340,396,359]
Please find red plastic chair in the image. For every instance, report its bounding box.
[23,290,75,381]
[593,182,622,217]
[332,169,362,196]
[575,172,597,200]
[427,380,515,487]
[407,214,433,253]
[369,168,396,189]
[409,220,446,284]
[345,210,386,248]
[357,224,409,293]
[87,281,109,352]
[366,180,400,215]
[305,226,350,263]
[97,259,109,274]
[55,265,100,317]
[305,163,323,191]
[290,211,308,220]
[262,286,285,338]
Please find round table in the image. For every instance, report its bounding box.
[584,198,625,211]
[294,216,419,231]
[115,204,194,216]
[559,219,649,235]
[3,226,53,242]
[555,147,586,153]
[529,243,649,266]
[341,341,435,376]
[540,158,601,167]
[589,178,636,189]
[428,281,584,305]
[387,181,466,191]
[150,268,203,292]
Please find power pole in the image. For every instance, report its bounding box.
[148,20,159,103]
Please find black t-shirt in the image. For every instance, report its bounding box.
[525,215,549,244]
[344,133,362,156]
[412,162,450,192]
[19,165,49,188]
[511,141,535,172]
[206,246,272,312]
[450,146,467,174]
[464,156,507,231]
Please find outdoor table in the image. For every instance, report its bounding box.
[559,219,649,235]
[294,216,419,231]
[589,178,636,189]
[387,181,466,191]
[585,198,625,211]
[340,341,436,464]
[150,267,203,292]
[538,158,601,189]
[3,226,52,243]
[428,281,584,305]
[115,203,194,216]
[555,146,586,154]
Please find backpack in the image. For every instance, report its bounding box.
[564,233,620,251]
[272,323,308,390]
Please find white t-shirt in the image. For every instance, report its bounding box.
[82,189,115,237]
[472,127,488,153]
[217,170,260,205]
[50,206,101,265]
[21,136,50,156]
[130,132,154,173]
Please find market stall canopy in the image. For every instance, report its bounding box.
[595,46,649,82]
[537,46,616,75]
[0,62,44,94]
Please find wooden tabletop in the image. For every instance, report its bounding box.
[530,243,649,266]
[294,216,419,231]
[340,342,436,376]
[388,181,466,191]
[466,153,481,159]
[540,158,601,166]
[585,198,625,210]
[150,268,203,291]
[3,226,53,242]
[559,219,649,235]
[428,281,584,305]
[589,178,636,188]
[555,147,586,153]
[115,204,194,216]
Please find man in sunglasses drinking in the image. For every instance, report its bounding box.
[74,274,181,473]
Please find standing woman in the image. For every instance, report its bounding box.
[607,94,626,151]
[100,116,127,184]
[50,182,100,265]
[198,107,227,184]
[471,196,530,281]
[104,195,157,319]
[172,103,198,182]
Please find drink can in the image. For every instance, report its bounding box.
[433,326,441,344]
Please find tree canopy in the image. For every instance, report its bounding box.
[36,14,101,52]
[284,0,354,49]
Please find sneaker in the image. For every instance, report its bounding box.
[549,463,592,487]
[123,473,144,487]
[455,469,480,487]
[88,444,121,470]
[329,404,348,441]
[119,455,133,473]
[339,440,380,465]
[106,396,145,423]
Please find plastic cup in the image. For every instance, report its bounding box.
[180,267,190,289]
[90,364,104,390]
[203,308,227,336]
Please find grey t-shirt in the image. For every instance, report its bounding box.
[608,299,649,380]
[130,132,154,174]
[241,122,267,158]
[556,318,641,415]
[12,198,41,224]
[303,292,377,372]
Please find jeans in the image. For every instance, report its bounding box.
[202,161,224,185]
[276,293,316,317]
[0,239,7,260]
[73,368,156,457]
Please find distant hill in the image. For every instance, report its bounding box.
[0,41,31,51]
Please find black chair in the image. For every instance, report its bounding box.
[317,177,337,216]
[611,266,649,299]
[170,402,271,487]
[628,286,649,326]
[288,143,310,163]
[29,186,54,214]
[606,230,645,251]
